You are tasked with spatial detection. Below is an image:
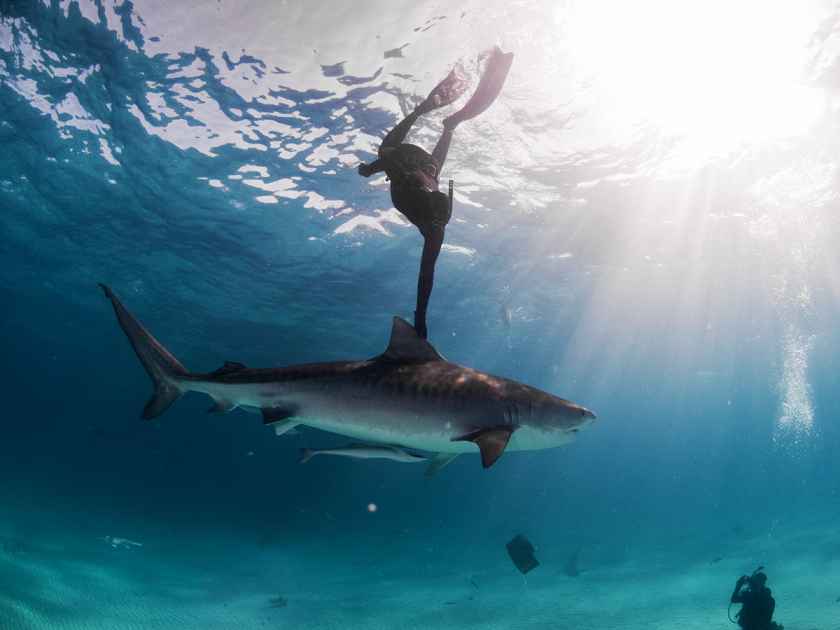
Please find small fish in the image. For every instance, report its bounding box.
[300,444,427,464]
[101,536,143,549]
[564,546,582,577]
[500,302,512,329]
[1,539,30,554]
[506,534,539,575]
[710,556,723,564]
[268,595,287,609]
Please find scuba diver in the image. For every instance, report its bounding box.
[357,47,513,339]
[729,567,784,630]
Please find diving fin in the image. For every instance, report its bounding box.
[417,67,468,114]
[444,46,513,127]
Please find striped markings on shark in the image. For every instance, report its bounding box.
[99,284,595,469]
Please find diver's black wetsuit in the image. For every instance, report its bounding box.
[357,47,513,339]
[731,575,782,630]
[358,104,456,339]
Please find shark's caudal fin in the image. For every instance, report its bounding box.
[99,284,189,420]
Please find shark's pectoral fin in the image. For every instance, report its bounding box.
[207,397,236,414]
[452,427,515,468]
[425,453,459,478]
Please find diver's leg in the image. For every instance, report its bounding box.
[414,226,445,339]
[380,110,421,154]
[431,122,455,170]
[381,68,466,154]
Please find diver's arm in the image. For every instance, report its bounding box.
[358,158,386,177]
[414,226,444,339]
[731,577,747,603]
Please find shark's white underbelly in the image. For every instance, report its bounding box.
[197,379,572,455]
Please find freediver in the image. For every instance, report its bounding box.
[357,47,513,339]
[729,568,784,630]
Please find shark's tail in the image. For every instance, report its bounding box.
[99,284,189,420]
[299,448,315,464]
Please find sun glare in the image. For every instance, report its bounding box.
[558,0,825,159]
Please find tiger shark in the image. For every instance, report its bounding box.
[99,284,595,469]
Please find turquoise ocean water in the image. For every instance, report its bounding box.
[2,1,840,628]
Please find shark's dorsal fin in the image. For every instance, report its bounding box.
[380,317,444,363]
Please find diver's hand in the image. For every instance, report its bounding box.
[358,163,373,177]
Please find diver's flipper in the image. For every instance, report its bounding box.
[425,453,459,478]
[444,47,513,127]
[452,426,515,468]
[417,68,468,114]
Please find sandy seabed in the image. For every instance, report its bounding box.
[1,510,839,630]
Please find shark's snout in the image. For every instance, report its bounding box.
[564,403,596,423]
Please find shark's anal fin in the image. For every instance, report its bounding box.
[380,317,445,363]
[452,427,515,468]
[261,406,298,426]
[425,453,459,478]
[272,419,300,437]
